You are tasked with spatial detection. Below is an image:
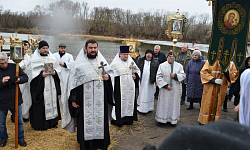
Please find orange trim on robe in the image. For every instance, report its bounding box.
[198,60,237,124]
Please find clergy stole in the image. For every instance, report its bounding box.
[84,81,104,140]
[44,75,58,120]
[120,74,135,118]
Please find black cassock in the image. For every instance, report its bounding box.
[111,73,139,127]
[68,77,114,150]
[29,71,61,130]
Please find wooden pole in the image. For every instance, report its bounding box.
[15,63,19,149]
[212,72,223,121]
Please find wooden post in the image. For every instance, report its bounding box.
[15,63,19,149]
[212,72,223,121]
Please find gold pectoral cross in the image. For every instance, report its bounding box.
[98,76,102,83]
[126,68,129,73]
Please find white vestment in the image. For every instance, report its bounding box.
[155,61,186,124]
[19,53,31,119]
[239,69,250,127]
[62,49,114,140]
[110,53,140,120]
[137,60,155,113]
[53,52,74,87]
[25,49,62,120]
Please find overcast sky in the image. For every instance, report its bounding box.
[1,0,212,16]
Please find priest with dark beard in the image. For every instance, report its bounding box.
[25,40,62,130]
[62,39,114,150]
[110,46,140,127]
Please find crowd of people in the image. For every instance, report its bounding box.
[0,39,249,149]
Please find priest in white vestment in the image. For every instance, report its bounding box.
[110,46,140,127]
[19,40,31,121]
[25,40,62,130]
[136,49,159,113]
[62,39,114,150]
[155,50,186,126]
[53,43,74,87]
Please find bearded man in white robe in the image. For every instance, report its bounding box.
[155,50,186,126]
[25,40,62,130]
[62,39,114,150]
[53,43,74,88]
[136,49,159,113]
[110,46,140,127]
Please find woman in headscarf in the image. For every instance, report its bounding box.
[184,50,205,110]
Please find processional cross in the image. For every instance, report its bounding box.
[129,62,136,75]
[98,61,107,82]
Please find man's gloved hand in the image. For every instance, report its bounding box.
[215,79,223,85]
[5,76,18,88]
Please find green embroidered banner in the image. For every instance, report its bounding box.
[208,0,250,71]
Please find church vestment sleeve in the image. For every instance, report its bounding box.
[134,73,140,88]
[64,54,74,70]
[63,62,67,68]
[176,64,186,82]
[104,75,115,106]
[228,62,237,84]
[156,64,168,88]
[200,61,214,84]
[52,71,61,95]
[30,71,45,104]
[68,87,79,118]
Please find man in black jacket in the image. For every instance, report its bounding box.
[0,52,28,147]
[153,45,167,100]
[137,49,159,113]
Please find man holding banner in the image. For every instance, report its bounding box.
[198,49,237,124]
[200,0,250,125]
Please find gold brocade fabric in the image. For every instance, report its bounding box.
[198,60,237,124]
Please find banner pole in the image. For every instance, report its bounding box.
[212,71,223,121]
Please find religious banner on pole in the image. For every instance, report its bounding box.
[208,0,250,71]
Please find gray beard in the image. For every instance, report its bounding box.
[146,56,152,61]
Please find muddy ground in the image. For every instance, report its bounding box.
[3,99,236,150]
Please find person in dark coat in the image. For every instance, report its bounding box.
[0,52,28,147]
[184,50,205,110]
[153,45,167,100]
[136,49,159,113]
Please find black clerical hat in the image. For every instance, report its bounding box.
[145,49,153,55]
[38,40,49,49]
[120,46,129,53]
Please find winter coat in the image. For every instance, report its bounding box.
[0,63,28,111]
[153,51,167,64]
[176,50,192,72]
[184,58,205,99]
